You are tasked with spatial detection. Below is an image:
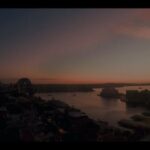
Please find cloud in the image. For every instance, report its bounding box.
[133,9,150,21]
[117,25,150,39]
[114,9,150,39]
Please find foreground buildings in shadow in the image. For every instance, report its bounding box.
[126,90,150,108]
[16,78,34,96]
[0,78,150,142]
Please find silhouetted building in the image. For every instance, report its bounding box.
[16,78,34,96]
[126,90,150,108]
[100,87,120,98]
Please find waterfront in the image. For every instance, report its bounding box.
[36,86,150,126]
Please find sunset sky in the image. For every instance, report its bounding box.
[0,9,150,84]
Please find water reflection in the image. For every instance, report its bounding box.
[36,85,150,126]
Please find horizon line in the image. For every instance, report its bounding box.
[1,79,150,85]
[1,77,150,85]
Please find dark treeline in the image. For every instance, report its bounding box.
[33,83,150,93]
[1,80,150,93]
[33,84,94,93]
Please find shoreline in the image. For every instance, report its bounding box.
[1,79,150,142]
[0,92,139,142]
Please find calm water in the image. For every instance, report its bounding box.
[35,86,150,126]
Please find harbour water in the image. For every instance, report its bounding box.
[36,85,150,126]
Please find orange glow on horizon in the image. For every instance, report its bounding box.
[1,76,150,84]
[29,77,150,84]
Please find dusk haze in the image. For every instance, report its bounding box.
[1,9,150,142]
[1,9,150,84]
